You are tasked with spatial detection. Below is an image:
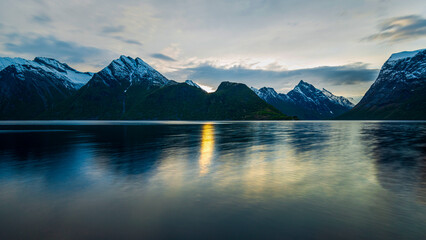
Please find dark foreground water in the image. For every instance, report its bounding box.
[0,121,425,240]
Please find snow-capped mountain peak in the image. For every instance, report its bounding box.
[93,56,170,88]
[251,87,283,100]
[294,80,317,92]
[0,56,93,88]
[372,49,426,87]
[355,48,426,110]
[252,80,354,119]
[111,55,158,74]
[185,80,201,89]
[260,87,280,97]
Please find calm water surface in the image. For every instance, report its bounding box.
[0,121,425,239]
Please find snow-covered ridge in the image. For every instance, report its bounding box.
[0,57,30,71]
[321,88,354,108]
[0,56,93,88]
[292,81,354,107]
[185,80,201,89]
[250,87,261,96]
[388,49,426,62]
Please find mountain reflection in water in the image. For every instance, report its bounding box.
[0,121,425,240]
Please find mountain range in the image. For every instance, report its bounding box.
[0,56,291,120]
[251,81,354,119]
[0,48,425,120]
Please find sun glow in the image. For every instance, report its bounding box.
[198,83,215,93]
[199,123,215,175]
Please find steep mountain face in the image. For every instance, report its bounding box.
[339,49,426,120]
[287,81,354,119]
[48,56,289,120]
[0,57,93,119]
[252,80,354,119]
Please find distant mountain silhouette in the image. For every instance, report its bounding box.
[252,80,354,119]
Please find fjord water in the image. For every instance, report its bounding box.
[0,121,425,239]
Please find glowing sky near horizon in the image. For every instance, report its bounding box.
[0,0,425,97]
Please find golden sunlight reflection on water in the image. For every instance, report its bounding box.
[199,123,215,176]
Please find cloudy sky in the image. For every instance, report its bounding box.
[0,0,425,98]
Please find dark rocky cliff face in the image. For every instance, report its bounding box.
[0,64,78,119]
